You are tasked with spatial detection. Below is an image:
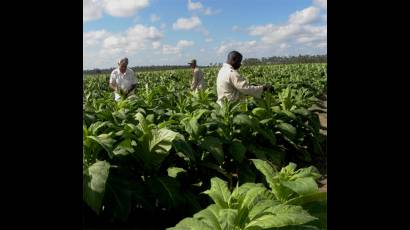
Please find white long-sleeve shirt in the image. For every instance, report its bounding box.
[109,68,137,101]
[190,67,205,91]
[216,63,263,105]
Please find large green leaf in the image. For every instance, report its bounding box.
[203,177,231,209]
[135,112,150,133]
[291,166,321,180]
[88,133,115,158]
[282,111,297,120]
[88,121,110,135]
[192,204,222,230]
[252,107,268,118]
[113,138,134,156]
[293,108,311,117]
[277,122,297,139]
[235,185,275,228]
[229,140,246,163]
[200,136,224,164]
[240,186,274,211]
[284,192,327,206]
[149,128,179,154]
[136,128,181,171]
[233,114,257,128]
[167,217,213,230]
[247,199,280,221]
[219,209,238,230]
[230,183,265,203]
[245,204,317,229]
[83,161,110,214]
[251,159,278,190]
[251,159,294,201]
[182,109,208,139]
[281,177,318,196]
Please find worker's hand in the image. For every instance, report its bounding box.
[263,84,275,93]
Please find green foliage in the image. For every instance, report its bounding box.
[83,64,327,227]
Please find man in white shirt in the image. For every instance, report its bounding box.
[216,51,273,106]
[189,59,206,92]
[109,57,137,101]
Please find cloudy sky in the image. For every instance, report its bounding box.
[83,0,327,70]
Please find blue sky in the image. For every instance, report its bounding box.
[84,0,327,69]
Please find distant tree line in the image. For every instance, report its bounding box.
[83,54,326,74]
[83,65,192,75]
[242,54,327,66]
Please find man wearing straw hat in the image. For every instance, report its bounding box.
[188,59,205,92]
[109,57,137,101]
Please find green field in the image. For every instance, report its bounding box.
[83,63,327,229]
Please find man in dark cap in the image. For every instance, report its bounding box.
[188,59,205,92]
[216,51,273,106]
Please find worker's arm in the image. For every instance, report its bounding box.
[230,72,264,98]
[109,73,117,91]
[124,72,137,95]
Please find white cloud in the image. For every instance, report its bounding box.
[126,24,163,40]
[280,43,290,49]
[316,42,327,49]
[96,24,163,55]
[313,0,327,10]
[177,40,194,48]
[85,24,164,67]
[289,6,320,25]
[217,40,258,55]
[83,30,110,47]
[187,0,220,15]
[83,0,150,22]
[247,6,326,48]
[150,14,160,22]
[152,41,161,49]
[197,27,209,36]
[161,40,194,55]
[188,0,203,10]
[83,0,103,22]
[203,7,220,15]
[248,24,301,44]
[205,38,213,42]
[173,16,202,30]
[248,24,275,36]
[104,0,150,17]
[160,23,166,29]
[200,48,205,52]
[214,38,325,61]
[162,44,180,54]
